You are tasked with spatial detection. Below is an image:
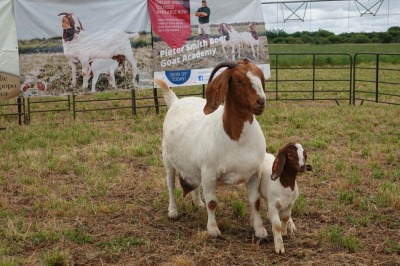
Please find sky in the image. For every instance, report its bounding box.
[261,0,400,34]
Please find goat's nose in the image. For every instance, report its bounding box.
[257,98,265,106]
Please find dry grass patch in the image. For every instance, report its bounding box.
[0,101,399,265]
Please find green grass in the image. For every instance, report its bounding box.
[1,45,400,264]
[268,43,400,67]
[0,101,399,264]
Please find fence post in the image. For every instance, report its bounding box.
[275,54,278,101]
[17,97,22,125]
[349,54,353,105]
[352,53,357,106]
[26,97,31,124]
[153,87,159,114]
[312,54,316,101]
[375,54,379,103]
[72,94,76,120]
[131,89,136,116]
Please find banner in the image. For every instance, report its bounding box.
[0,0,20,100]
[1,0,269,99]
[150,0,270,87]
[14,0,152,97]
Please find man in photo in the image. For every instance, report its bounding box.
[195,0,211,48]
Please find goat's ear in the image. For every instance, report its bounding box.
[271,150,286,180]
[204,70,230,114]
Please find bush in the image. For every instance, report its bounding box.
[351,34,371,44]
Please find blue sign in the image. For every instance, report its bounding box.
[165,70,191,85]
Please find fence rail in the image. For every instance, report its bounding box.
[353,53,400,105]
[1,52,399,126]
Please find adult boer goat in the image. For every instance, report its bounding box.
[58,12,140,88]
[154,59,268,238]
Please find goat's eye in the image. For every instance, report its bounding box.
[235,78,242,85]
[287,153,294,160]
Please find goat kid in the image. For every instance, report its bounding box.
[260,143,312,254]
[240,22,260,60]
[155,59,267,238]
[83,55,126,93]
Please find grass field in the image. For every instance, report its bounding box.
[1,99,399,265]
[1,43,399,265]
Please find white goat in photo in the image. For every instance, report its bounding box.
[82,54,126,93]
[218,23,241,60]
[154,59,268,238]
[58,12,140,88]
[260,143,312,254]
[240,23,260,60]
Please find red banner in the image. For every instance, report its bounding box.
[149,0,191,49]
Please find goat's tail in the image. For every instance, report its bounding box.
[154,79,178,108]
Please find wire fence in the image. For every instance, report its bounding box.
[1,52,399,126]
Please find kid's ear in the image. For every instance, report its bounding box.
[271,150,286,180]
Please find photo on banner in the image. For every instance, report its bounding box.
[14,0,152,97]
[149,0,270,87]
[0,0,20,100]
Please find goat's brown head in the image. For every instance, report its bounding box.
[58,12,84,33]
[203,59,266,140]
[112,54,126,66]
[271,143,312,181]
[204,59,266,116]
[218,23,230,40]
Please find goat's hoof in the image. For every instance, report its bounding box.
[196,200,206,208]
[207,227,221,237]
[255,228,268,239]
[168,210,179,219]
[288,225,297,234]
[274,245,285,255]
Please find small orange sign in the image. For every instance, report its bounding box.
[0,72,20,100]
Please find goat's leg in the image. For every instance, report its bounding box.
[109,73,117,89]
[125,54,139,85]
[201,173,220,236]
[91,74,99,93]
[251,44,256,60]
[282,209,296,236]
[269,204,285,254]
[192,186,205,207]
[82,71,90,89]
[247,173,268,238]
[256,44,259,60]
[70,61,77,87]
[221,44,229,59]
[231,45,236,61]
[164,157,178,218]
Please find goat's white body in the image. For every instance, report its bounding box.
[83,59,119,93]
[62,28,139,87]
[260,153,299,254]
[240,32,260,60]
[220,29,241,60]
[164,98,265,183]
[163,96,267,237]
